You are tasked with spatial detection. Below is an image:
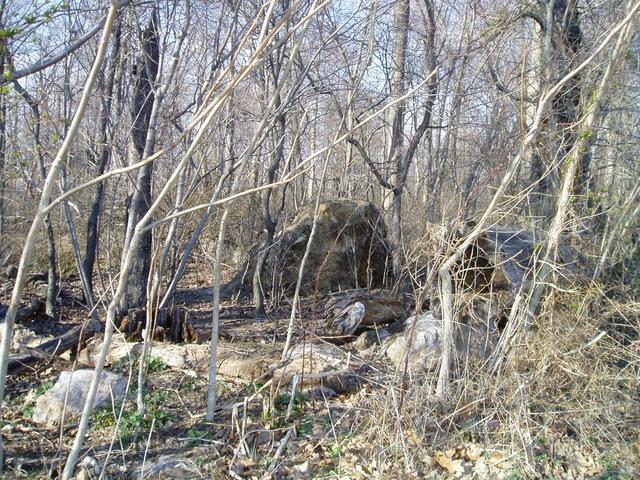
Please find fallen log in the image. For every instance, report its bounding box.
[0,299,45,323]
[7,320,100,374]
[324,289,408,338]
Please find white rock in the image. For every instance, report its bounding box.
[386,313,442,371]
[138,455,201,478]
[78,338,270,380]
[32,369,126,425]
[385,311,497,372]
[275,343,364,393]
[5,325,53,353]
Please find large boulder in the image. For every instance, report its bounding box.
[385,309,498,372]
[32,369,126,425]
[386,313,443,371]
[458,224,591,295]
[275,199,392,295]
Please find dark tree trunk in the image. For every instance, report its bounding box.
[252,34,288,314]
[0,55,5,239]
[530,1,582,222]
[253,101,285,314]
[553,0,584,199]
[83,17,122,300]
[387,0,410,274]
[123,12,159,311]
[43,221,58,318]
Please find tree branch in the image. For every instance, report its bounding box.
[347,136,395,191]
[487,63,535,103]
[3,0,131,84]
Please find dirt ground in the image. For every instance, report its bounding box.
[1,273,639,479]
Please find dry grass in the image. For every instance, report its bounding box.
[347,279,639,478]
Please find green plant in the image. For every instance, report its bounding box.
[184,377,204,392]
[90,390,172,444]
[262,391,312,430]
[298,418,313,436]
[142,390,172,427]
[34,381,53,396]
[249,381,265,394]
[147,356,168,373]
[274,391,305,416]
[0,27,21,41]
[112,353,167,375]
[194,457,207,468]
[92,408,116,430]
[504,472,527,480]
[597,456,629,480]
[19,381,53,418]
[326,443,341,459]
[186,425,213,445]
[22,404,34,418]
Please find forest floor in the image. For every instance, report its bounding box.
[1,273,639,479]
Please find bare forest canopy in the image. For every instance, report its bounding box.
[0,0,639,478]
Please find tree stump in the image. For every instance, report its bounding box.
[121,307,196,343]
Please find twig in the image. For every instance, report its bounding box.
[563,330,607,356]
[285,374,300,422]
[262,427,295,480]
[139,417,156,479]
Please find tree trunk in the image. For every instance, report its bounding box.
[0,0,6,238]
[0,55,5,239]
[387,0,410,271]
[121,12,159,311]
[83,17,122,299]
[531,0,583,222]
[253,82,286,314]
[10,70,58,318]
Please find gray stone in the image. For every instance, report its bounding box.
[32,369,126,425]
[7,325,53,353]
[333,302,366,335]
[137,455,201,478]
[4,265,17,279]
[385,309,498,372]
[325,289,408,336]
[353,328,390,349]
[275,342,365,393]
[386,313,443,371]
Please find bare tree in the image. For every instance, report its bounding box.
[349,0,438,275]
[120,8,160,313]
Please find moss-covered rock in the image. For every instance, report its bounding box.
[275,199,392,295]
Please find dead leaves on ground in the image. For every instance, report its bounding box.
[567,450,603,477]
[430,443,617,479]
[431,445,514,478]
